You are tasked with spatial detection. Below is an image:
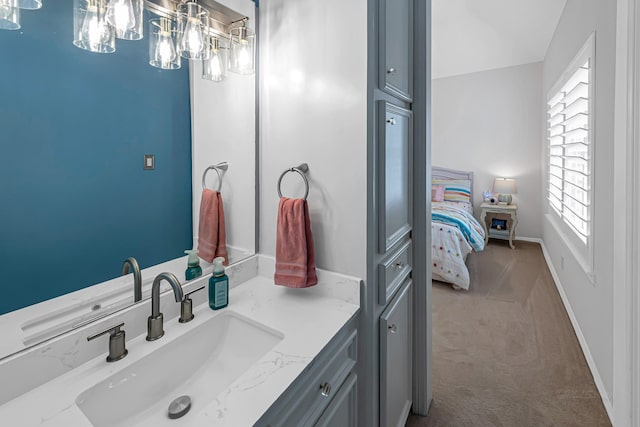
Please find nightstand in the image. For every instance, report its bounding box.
[480,202,518,249]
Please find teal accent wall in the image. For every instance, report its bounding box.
[0,2,193,314]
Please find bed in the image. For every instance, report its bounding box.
[431,167,486,290]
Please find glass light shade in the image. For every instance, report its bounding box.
[106,0,143,40]
[229,24,255,75]
[0,0,20,30]
[17,0,40,9]
[176,1,209,60]
[202,36,228,82]
[73,0,116,53]
[493,178,517,194]
[149,17,180,70]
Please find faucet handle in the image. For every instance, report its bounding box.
[179,286,205,323]
[87,322,128,362]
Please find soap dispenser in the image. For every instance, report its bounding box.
[209,257,228,310]
[184,250,203,281]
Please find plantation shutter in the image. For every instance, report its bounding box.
[547,59,591,244]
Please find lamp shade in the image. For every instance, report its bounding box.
[176,1,209,60]
[493,178,517,194]
[229,23,255,75]
[17,0,41,9]
[0,0,20,30]
[202,35,228,82]
[106,0,144,41]
[73,0,116,53]
[149,17,180,70]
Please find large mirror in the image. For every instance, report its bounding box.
[0,0,256,357]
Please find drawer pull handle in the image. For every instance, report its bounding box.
[319,382,331,397]
[386,117,396,125]
[387,67,397,75]
[388,324,397,334]
[394,261,403,270]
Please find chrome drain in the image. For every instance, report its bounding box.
[168,395,192,419]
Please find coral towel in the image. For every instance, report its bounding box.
[274,197,318,288]
[197,189,228,265]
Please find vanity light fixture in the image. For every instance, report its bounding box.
[6,0,255,77]
[0,0,20,30]
[149,16,180,69]
[228,17,255,75]
[176,0,209,60]
[16,0,40,10]
[106,0,143,40]
[202,34,228,82]
[73,0,116,53]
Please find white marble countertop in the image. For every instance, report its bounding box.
[0,256,360,426]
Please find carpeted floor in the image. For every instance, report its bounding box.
[406,241,611,427]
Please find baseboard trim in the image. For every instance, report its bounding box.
[538,240,614,422]
[515,236,542,243]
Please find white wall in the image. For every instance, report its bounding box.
[259,0,367,278]
[190,0,256,263]
[541,0,617,411]
[431,62,543,238]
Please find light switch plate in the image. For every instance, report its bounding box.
[144,154,155,170]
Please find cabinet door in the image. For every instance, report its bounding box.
[378,102,412,253]
[380,280,412,427]
[314,373,357,427]
[379,0,413,101]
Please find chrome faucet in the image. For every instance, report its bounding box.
[146,272,184,341]
[122,257,142,303]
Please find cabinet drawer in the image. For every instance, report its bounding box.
[378,240,412,305]
[262,330,357,427]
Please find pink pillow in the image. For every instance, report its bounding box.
[432,185,445,202]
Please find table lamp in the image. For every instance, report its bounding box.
[493,178,517,205]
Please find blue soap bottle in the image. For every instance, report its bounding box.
[184,249,203,281]
[209,257,228,310]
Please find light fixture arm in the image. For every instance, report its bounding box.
[230,16,249,26]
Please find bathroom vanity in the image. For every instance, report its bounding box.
[0,255,360,426]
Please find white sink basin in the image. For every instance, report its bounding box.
[75,310,284,427]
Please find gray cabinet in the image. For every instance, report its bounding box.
[362,1,428,426]
[256,319,357,427]
[371,5,416,427]
[380,280,412,427]
[379,0,413,101]
[378,101,413,253]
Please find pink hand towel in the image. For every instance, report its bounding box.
[197,189,228,265]
[274,197,318,288]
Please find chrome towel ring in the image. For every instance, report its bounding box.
[202,162,229,192]
[277,163,309,200]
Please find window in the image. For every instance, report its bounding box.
[546,35,594,246]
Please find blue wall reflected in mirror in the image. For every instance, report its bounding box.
[0,1,193,314]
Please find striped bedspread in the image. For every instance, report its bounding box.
[432,202,485,252]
